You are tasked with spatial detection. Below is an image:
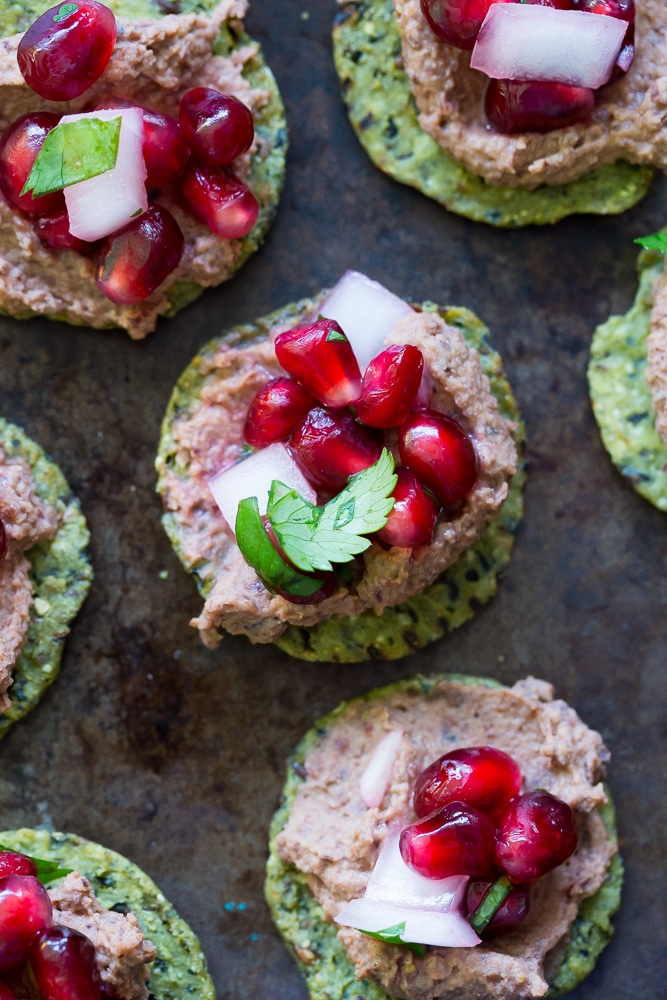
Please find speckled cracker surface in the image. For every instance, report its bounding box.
[156,295,525,663]
[265,674,624,1000]
[588,247,667,511]
[0,419,91,741]
[0,830,215,1000]
[332,0,652,227]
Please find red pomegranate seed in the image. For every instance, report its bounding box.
[398,412,477,507]
[466,878,530,933]
[494,790,579,882]
[94,98,189,189]
[485,79,595,134]
[30,927,101,1000]
[179,88,254,166]
[0,519,6,559]
[399,801,495,880]
[244,378,313,447]
[0,982,16,1000]
[17,1,116,102]
[420,0,505,49]
[376,468,438,548]
[581,0,634,19]
[0,851,37,879]
[0,875,52,972]
[355,345,424,429]
[96,204,184,305]
[181,162,258,238]
[413,746,522,818]
[274,319,362,408]
[290,407,381,491]
[0,113,63,216]
[512,0,575,7]
[34,206,97,255]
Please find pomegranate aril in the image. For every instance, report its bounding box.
[420,0,503,49]
[0,982,16,1000]
[467,877,530,933]
[17,1,116,102]
[485,79,595,134]
[494,790,579,882]
[581,0,634,20]
[30,927,101,1000]
[274,319,362,408]
[0,851,37,879]
[96,204,184,305]
[376,468,438,548]
[94,98,189,189]
[512,0,576,7]
[34,206,97,255]
[290,407,382,492]
[244,378,313,447]
[0,114,63,216]
[398,412,477,507]
[413,746,522,819]
[181,162,258,239]
[356,345,424,429]
[0,874,52,972]
[399,801,495,880]
[179,88,254,166]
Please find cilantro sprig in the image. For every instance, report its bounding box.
[0,845,72,886]
[21,117,122,200]
[634,232,667,252]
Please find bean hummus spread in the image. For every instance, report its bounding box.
[276,677,618,1000]
[0,0,273,338]
[647,268,667,447]
[394,0,667,188]
[160,306,518,646]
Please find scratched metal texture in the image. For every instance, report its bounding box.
[0,1,666,998]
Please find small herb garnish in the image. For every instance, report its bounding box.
[326,328,347,342]
[0,845,72,886]
[235,497,325,598]
[362,923,426,957]
[21,117,122,199]
[52,2,79,21]
[634,232,667,252]
[469,875,512,934]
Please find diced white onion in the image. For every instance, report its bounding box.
[359,730,403,808]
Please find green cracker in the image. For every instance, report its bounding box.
[0,418,92,741]
[265,674,623,1000]
[588,247,667,511]
[0,829,215,1000]
[156,294,525,663]
[332,0,652,227]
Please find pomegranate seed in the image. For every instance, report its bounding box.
[467,878,530,933]
[355,345,424,429]
[494,790,579,882]
[96,204,184,305]
[274,319,362,408]
[94,98,189,189]
[376,468,438,548]
[399,801,495,880]
[181,162,258,238]
[290,407,381,491]
[34,206,97,255]
[17,1,116,102]
[0,851,37,879]
[398,412,477,508]
[0,875,52,972]
[244,378,313,447]
[179,88,254,166]
[413,746,522,818]
[0,518,6,559]
[0,982,16,1000]
[485,79,595,134]
[420,0,505,49]
[581,0,634,19]
[30,927,101,1000]
[0,113,63,216]
[512,0,575,7]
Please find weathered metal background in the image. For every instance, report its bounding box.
[1,1,666,997]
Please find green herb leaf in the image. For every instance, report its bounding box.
[21,117,122,199]
[235,496,325,598]
[0,844,72,886]
[326,328,347,342]
[634,232,667,252]
[362,923,426,957]
[52,3,79,21]
[267,449,397,573]
[469,874,512,934]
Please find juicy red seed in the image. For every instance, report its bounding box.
[494,790,579,882]
[30,926,101,1000]
[179,88,254,166]
[181,162,259,239]
[398,412,477,507]
[34,206,97,255]
[413,746,522,819]
[581,0,634,19]
[275,319,362,408]
[0,982,16,1000]
[376,468,438,548]
[356,345,424,429]
[244,378,313,448]
[0,519,6,559]
[466,878,530,933]
[0,113,63,216]
[485,79,595,135]
[17,1,116,102]
[94,98,189,188]
[290,407,382,491]
[0,851,37,879]
[0,874,53,972]
[420,0,503,49]
[96,204,184,305]
[399,801,495,880]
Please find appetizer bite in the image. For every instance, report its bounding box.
[333,0,657,226]
[0,829,214,999]
[266,675,623,1000]
[0,0,286,337]
[0,418,91,741]
[156,272,524,662]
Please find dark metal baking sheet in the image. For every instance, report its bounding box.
[1,1,666,998]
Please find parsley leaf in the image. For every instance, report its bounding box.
[362,923,426,957]
[235,496,325,598]
[267,449,397,573]
[0,845,72,886]
[21,117,122,199]
[634,232,667,252]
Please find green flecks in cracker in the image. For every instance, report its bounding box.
[333,0,652,227]
[588,248,667,511]
[0,419,92,741]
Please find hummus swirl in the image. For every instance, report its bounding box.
[647,266,667,447]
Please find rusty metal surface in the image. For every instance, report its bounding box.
[1,1,666,997]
